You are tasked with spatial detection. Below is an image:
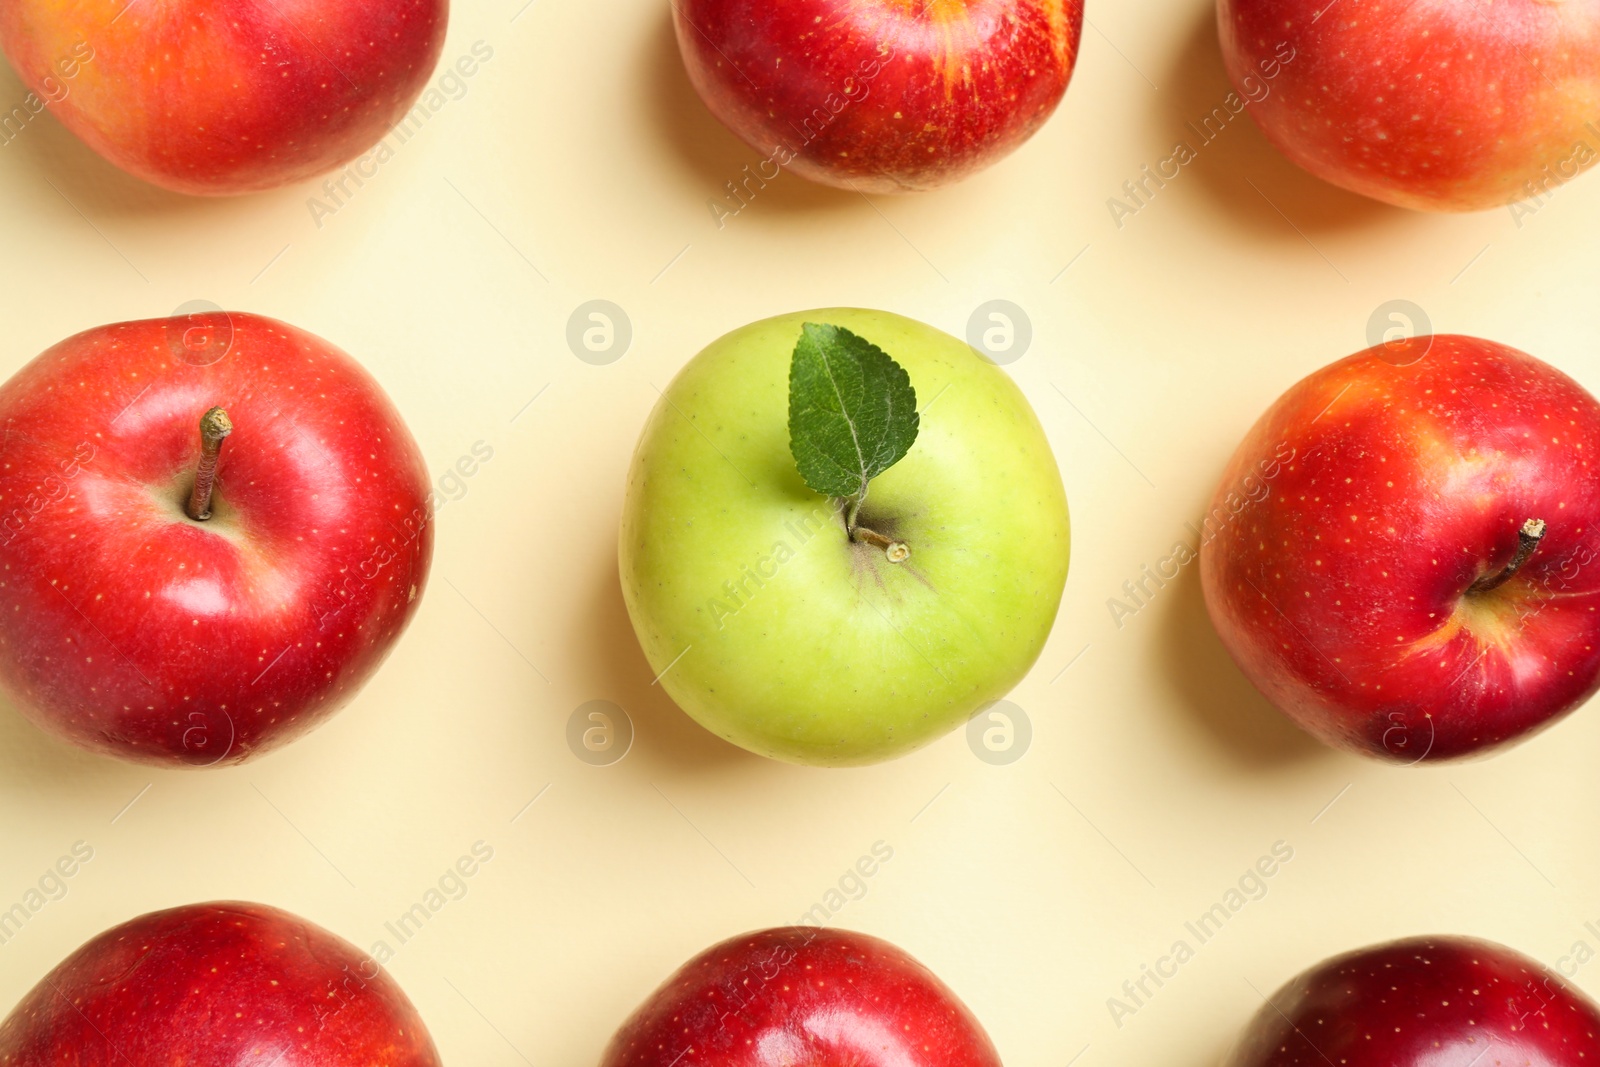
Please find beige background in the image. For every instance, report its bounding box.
[2,0,1599,1064]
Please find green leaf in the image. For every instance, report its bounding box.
[788,322,919,503]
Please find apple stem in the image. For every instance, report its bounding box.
[851,524,911,563]
[846,493,864,530]
[185,407,233,522]
[1469,518,1546,594]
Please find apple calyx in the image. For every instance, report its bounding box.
[844,492,910,562]
[185,406,234,521]
[1469,518,1546,594]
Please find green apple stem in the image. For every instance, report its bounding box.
[1469,518,1546,594]
[851,524,910,564]
[845,492,864,531]
[185,407,233,522]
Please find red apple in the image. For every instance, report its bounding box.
[0,901,440,1067]
[0,0,448,195]
[1225,935,1600,1067]
[603,927,1001,1067]
[1200,335,1600,761]
[0,311,433,767]
[1218,0,1600,212]
[675,0,1083,194]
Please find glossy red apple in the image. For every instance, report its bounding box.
[0,311,433,766]
[0,901,440,1067]
[1218,0,1600,212]
[675,0,1083,195]
[1200,335,1600,761]
[603,927,1001,1067]
[0,0,448,195]
[1225,935,1600,1067]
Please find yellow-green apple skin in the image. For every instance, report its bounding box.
[619,308,1071,766]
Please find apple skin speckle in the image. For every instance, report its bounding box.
[603,927,1000,1067]
[0,902,439,1067]
[1225,935,1600,1067]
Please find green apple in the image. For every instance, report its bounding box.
[619,308,1071,765]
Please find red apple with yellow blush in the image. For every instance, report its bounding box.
[1218,0,1600,211]
[675,0,1084,193]
[0,0,448,195]
[1201,335,1600,760]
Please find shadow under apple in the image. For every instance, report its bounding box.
[573,548,763,773]
[1153,562,1330,769]
[0,60,329,227]
[1192,1032,1240,1067]
[639,11,862,222]
[1157,3,1395,238]
[0,687,139,797]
